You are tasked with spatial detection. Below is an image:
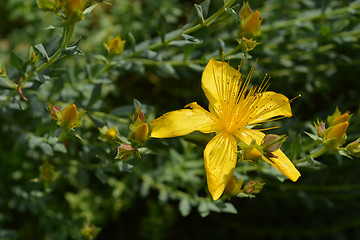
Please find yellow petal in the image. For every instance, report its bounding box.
[236,129,300,182]
[150,102,219,138]
[265,149,301,182]
[247,91,292,125]
[204,131,237,200]
[201,58,241,115]
[62,104,77,127]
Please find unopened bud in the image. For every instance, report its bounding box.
[115,144,138,160]
[236,37,260,53]
[325,121,348,144]
[57,103,85,131]
[238,1,262,39]
[81,224,101,240]
[314,121,326,136]
[104,35,126,56]
[133,123,149,144]
[262,134,287,153]
[36,0,56,11]
[48,103,60,120]
[243,180,265,194]
[331,112,351,127]
[243,145,262,162]
[327,107,351,127]
[239,1,253,20]
[132,106,146,123]
[224,177,244,196]
[0,62,6,78]
[346,138,360,157]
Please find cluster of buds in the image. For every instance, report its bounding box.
[224,177,265,197]
[113,107,149,161]
[313,107,351,150]
[129,106,149,146]
[237,1,262,52]
[103,35,126,56]
[48,103,85,140]
[36,0,89,23]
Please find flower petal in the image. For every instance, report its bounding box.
[204,131,237,200]
[202,58,241,115]
[236,129,300,182]
[265,149,301,182]
[247,91,292,125]
[150,102,219,138]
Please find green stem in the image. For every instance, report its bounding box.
[1,75,17,89]
[36,24,76,73]
[293,146,327,164]
[124,0,236,58]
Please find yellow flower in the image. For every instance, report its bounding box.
[150,59,300,200]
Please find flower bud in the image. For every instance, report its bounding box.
[243,180,265,194]
[224,177,244,196]
[331,112,351,127]
[236,37,260,53]
[57,103,86,131]
[262,134,287,153]
[133,123,149,144]
[115,144,138,160]
[29,47,39,66]
[325,121,348,144]
[327,107,351,127]
[239,1,252,20]
[104,35,126,56]
[132,106,146,123]
[48,103,60,120]
[238,2,262,39]
[81,224,101,240]
[346,138,360,157]
[0,62,7,78]
[39,161,55,189]
[66,0,84,23]
[243,145,262,162]
[314,120,326,137]
[36,0,56,11]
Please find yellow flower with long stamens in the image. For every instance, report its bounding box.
[150,58,300,200]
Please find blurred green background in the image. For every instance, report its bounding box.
[1,0,360,239]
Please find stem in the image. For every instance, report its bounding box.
[293,146,327,164]
[36,24,76,73]
[1,75,17,89]
[124,0,236,58]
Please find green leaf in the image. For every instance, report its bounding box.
[198,202,210,217]
[225,7,239,22]
[87,83,102,110]
[10,52,23,72]
[179,198,192,217]
[194,4,205,24]
[304,131,322,141]
[83,4,97,15]
[157,15,168,43]
[127,32,136,52]
[117,162,134,172]
[34,43,49,61]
